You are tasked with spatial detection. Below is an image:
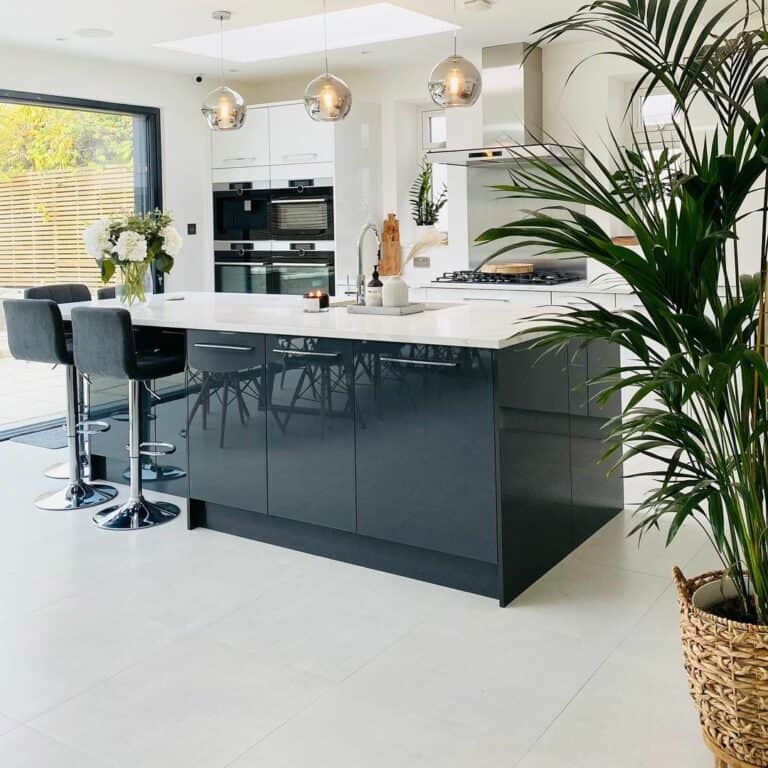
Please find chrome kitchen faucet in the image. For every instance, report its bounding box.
[356,223,381,305]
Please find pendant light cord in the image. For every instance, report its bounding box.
[453,0,458,57]
[323,0,329,73]
[219,15,225,85]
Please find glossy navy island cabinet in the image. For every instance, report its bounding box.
[87,328,624,606]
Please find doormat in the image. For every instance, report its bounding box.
[11,427,67,450]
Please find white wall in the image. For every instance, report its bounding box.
[0,43,212,292]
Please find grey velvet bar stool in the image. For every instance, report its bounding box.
[96,287,116,300]
[71,306,184,530]
[23,284,94,480]
[3,298,118,510]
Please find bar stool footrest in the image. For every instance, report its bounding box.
[139,441,176,457]
[76,420,110,435]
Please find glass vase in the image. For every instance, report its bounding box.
[117,262,153,306]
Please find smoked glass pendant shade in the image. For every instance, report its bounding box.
[201,85,247,131]
[428,55,482,108]
[304,73,352,122]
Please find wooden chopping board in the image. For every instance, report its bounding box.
[480,262,534,275]
[379,213,401,276]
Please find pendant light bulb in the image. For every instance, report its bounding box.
[202,10,247,130]
[428,0,481,107]
[304,0,352,121]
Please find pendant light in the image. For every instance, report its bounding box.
[304,0,352,122]
[428,0,481,108]
[201,10,247,131]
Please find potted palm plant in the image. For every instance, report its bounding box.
[410,157,447,229]
[478,1,768,763]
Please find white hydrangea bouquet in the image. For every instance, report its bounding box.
[84,210,182,305]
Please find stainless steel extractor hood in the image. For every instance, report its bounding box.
[427,42,566,168]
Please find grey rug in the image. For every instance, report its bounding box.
[11,427,68,450]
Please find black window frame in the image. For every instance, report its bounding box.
[0,89,165,288]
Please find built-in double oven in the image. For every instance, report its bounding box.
[213,173,335,296]
[214,242,335,296]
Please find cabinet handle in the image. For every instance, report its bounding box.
[462,297,511,303]
[380,357,459,369]
[272,349,340,359]
[194,343,255,352]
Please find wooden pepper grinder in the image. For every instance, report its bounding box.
[379,213,401,277]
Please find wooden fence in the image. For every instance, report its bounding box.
[0,165,134,292]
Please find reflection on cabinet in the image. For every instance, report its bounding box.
[211,106,270,169]
[354,342,497,563]
[266,335,356,531]
[186,330,268,514]
[495,341,624,598]
[568,340,624,546]
[496,346,574,595]
[268,103,334,165]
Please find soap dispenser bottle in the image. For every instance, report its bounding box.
[366,263,383,307]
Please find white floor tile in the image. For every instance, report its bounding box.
[0,442,719,767]
[0,726,109,768]
[570,511,709,578]
[515,653,709,768]
[31,635,331,768]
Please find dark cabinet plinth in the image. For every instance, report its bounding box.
[266,336,357,532]
[354,342,498,564]
[186,330,267,514]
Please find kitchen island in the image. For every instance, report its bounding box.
[62,293,623,606]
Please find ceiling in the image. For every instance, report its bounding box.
[2,0,739,83]
[0,0,597,80]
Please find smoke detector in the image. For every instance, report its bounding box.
[464,0,494,10]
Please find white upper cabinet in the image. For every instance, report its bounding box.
[268,103,334,165]
[211,106,270,169]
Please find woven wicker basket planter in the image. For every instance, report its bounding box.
[675,567,768,768]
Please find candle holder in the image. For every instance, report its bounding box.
[303,290,330,313]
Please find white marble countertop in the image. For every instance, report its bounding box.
[59,292,554,350]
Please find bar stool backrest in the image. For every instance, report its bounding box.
[71,306,138,380]
[3,299,71,365]
[96,287,116,300]
[24,284,91,303]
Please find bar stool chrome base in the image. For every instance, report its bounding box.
[36,480,118,511]
[93,496,180,530]
[122,462,186,483]
[44,462,69,480]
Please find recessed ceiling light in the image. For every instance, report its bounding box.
[74,28,114,39]
[156,3,457,63]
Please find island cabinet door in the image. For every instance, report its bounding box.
[186,331,268,514]
[265,336,357,532]
[570,340,624,545]
[354,342,498,563]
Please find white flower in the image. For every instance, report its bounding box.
[113,230,147,263]
[160,225,183,258]
[83,219,111,261]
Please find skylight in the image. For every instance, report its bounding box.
[156,3,458,63]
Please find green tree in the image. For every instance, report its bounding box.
[0,104,133,180]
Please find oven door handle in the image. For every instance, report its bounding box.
[270,198,327,204]
[215,261,267,266]
[272,262,331,268]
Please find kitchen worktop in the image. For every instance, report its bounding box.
[60,291,555,350]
